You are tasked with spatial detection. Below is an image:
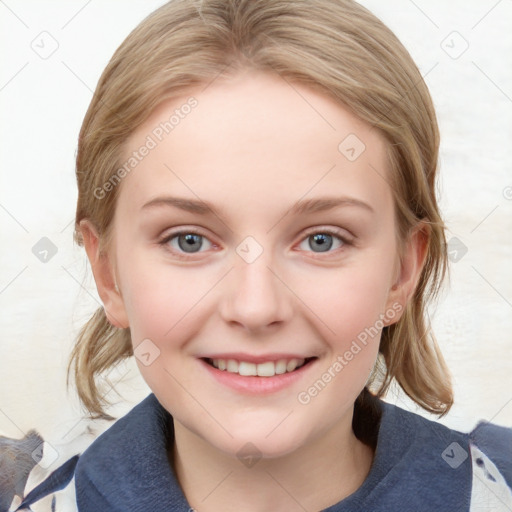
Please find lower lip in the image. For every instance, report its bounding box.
[199,359,317,395]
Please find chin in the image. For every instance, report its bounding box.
[204,422,311,462]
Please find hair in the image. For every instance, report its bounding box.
[68,0,453,419]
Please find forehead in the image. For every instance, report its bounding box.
[117,69,392,220]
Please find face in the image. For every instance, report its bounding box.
[85,69,422,460]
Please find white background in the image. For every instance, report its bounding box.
[0,0,511,447]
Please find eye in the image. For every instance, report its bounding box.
[297,229,351,254]
[159,230,214,256]
[158,227,352,259]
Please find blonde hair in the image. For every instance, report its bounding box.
[69,0,452,419]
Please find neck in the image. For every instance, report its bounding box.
[171,411,374,512]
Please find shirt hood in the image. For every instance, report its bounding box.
[75,393,473,511]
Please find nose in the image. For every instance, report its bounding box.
[219,250,293,333]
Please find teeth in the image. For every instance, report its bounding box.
[210,358,307,377]
[227,359,238,372]
[275,360,287,375]
[257,361,275,377]
[286,359,299,372]
[238,361,257,376]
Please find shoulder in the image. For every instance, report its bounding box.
[469,420,512,481]
[467,420,512,510]
[74,393,186,511]
[354,398,511,511]
[395,400,512,510]
[75,393,166,481]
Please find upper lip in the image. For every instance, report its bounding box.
[199,353,317,364]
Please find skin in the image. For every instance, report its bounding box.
[81,69,427,511]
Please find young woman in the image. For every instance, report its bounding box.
[7,1,511,510]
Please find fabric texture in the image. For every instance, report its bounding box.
[69,393,512,512]
[5,392,510,511]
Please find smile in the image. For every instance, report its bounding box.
[200,355,318,394]
[205,357,313,377]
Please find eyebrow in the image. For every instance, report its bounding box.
[141,195,374,216]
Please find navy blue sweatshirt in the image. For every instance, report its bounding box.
[73,393,512,511]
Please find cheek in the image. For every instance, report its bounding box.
[118,251,197,339]
[292,264,393,410]
[121,262,210,395]
[297,259,395,343]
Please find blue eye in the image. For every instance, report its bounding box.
[159,227,350,259]
[161,231,213,254]
[298,231,346,253]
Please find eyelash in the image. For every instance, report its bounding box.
[158,226,353,260]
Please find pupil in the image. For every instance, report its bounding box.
[311,233,332,252]
[176,233,333,253]
[179,233,202,253]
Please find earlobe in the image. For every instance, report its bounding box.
[384,222,430,325]
[79,219,129,329]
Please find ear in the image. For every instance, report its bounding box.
[384,221,430,325]
[80,219,129,329]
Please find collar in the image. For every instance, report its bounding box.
[75,394,189,511]
[75,393,472,511]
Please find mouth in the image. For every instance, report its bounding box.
[202,357,317,377]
